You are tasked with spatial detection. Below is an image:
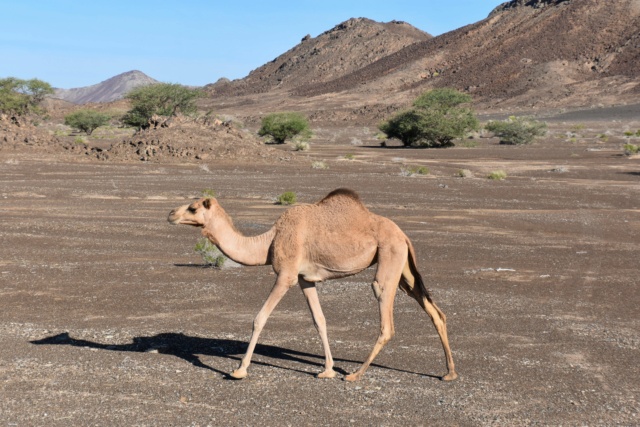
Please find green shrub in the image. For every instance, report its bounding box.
[64,109,110,135]
[258,112,311,144]
[623,144,639,156]
[485,116,547,145]
[194,238,226,268]
[123,83,202,129]
[202,189,216,198]
[276,191,297,205]
[624,131,635,137]
[344,153,355,160]
[487,170,507,180]
[379,88,478,148]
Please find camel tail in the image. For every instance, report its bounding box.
[405,238,434,304]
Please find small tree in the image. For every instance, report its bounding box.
[194,238,226,268]
[258,112,311,144]
[123,83,202,128]
[379,88,478,147]
[485,116,547,145]
[64,109,110,135]
[276,191,297,205]
[0,77,54,116]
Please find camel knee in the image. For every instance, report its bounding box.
[379,325,395,345]
[313,318,327,334]
[252,314,268,333]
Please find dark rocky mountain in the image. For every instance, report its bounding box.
[53,70,159,104]
[207,18,431,97]
[207,0,640,118]
[293,0,640,109]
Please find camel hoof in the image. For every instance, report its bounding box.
[344,372,362,382]
[441,372,458,381]
[317,369,337,379]
[230,369,248,380]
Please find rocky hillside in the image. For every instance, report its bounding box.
[207,18,431,97]
[293,0,640,109]
[53,70,159,104]
[206,0,640,117]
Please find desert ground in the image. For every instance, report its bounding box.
[1,110,639,426]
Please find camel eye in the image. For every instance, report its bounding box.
[187,206,196,214]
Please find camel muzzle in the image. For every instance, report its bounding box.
[167,210,182,225]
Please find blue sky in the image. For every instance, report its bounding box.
[1,1,505,89]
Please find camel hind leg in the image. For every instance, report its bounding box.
[401,261,458,381]
[345,245,405,382]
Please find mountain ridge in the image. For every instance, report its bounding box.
[53,70,159,104]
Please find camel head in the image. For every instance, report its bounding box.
[168,198,219,227]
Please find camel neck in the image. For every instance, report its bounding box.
[202,214,275,266]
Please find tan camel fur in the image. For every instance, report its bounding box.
[168,188,457,382]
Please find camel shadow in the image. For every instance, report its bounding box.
[31,332,441,380]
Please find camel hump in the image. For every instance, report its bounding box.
[319,188,362,204]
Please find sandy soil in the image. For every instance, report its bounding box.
[1,123,639,425]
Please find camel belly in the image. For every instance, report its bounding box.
[300,245,377,282]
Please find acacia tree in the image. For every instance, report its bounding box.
[258,112,311,144]
[123,83,202,128]
[379,88,478,147]
[64,109,111,135]
[0,77,54,116]
[485,116,547,145]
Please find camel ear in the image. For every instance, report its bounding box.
[203,198,212,209]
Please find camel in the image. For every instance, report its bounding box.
[168,188,457,382]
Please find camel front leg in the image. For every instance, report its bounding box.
[299,279,337,379]
[230,274,296,379]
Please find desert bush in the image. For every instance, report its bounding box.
[276,191,297,205]
[379,88,478,148]
[64,109,111,135]
[344,153,355,160]
[293,141,310,151]
[258,112,311,144]
[487,170,507,180]
[624,131,635,137]
[401,165,430,176]
[623,144,639,156]
[202,189,216,198]
[311,161,328,169]
[194,238,226,268]
[0,77,54,116]
[485,116,547,145]
[457,169,473,178]
[123,83,202,129]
